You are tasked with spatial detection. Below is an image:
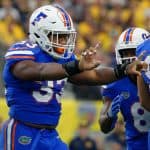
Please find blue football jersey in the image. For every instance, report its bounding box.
[3,40,76,126]
[102,77,150,143]
[136,38,150,84]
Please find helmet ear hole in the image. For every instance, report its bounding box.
[118,49,123,58]
[34,33,40,38]
[48,32,52,38]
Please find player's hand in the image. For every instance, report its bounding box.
[107,95,124,118]
[79,43,101,71]
[126,59,148,76]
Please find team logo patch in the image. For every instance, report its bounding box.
[121,91,130,99]
[18,136,32,145]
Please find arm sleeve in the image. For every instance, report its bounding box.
[136,39,150,85]
[102,85,118,100]
[4,46,36,69]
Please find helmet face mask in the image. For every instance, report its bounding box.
[29,5,76,59]
[115,27,150,64]
[118,48,136,64]
[47,31,76,52]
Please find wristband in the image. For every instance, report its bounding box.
[62,60,82,76]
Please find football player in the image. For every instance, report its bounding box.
[136,38,150,111]
[136,38,150,150]
[99,28,150,150]
[0,5,145,150]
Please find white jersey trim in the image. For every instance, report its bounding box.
[5,51,34,57]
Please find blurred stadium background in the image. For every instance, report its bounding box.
[0,0,149,149]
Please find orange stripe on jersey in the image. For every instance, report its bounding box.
[8,47,29,51]
[11,121,17,150]
[6,55,35,60]
[123,30,128,41]
[129,28,135,41]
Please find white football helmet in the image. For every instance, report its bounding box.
[29,5,76,59]
[115,27,150,64]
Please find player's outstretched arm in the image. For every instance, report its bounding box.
[11,49,146,84]
[11,47,101,81]
[11,60,69,80]
[68,66,117,85]
[69,60,145,85]
[69,40,147,85]
[99,95,123,133]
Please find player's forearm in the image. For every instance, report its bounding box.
[137,76,150,111]
[69,67,117,85]
[95,61,137,85]
[11,59,84,81]
[36,63,67,80]
[96,60,142,85]
[95,66,117,85]
[99,114,115,133]
[12,61,67,80]
[66,63,132,85]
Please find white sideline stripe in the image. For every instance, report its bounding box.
[7,119,14,150]
[5,51,34,57]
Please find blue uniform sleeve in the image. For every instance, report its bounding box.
[66,53,77,62]
[102,84,118,100]
[58,53,77,64]
[136,39,150,84]
[5,45,35,66]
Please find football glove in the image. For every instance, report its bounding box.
[107,95,124,118]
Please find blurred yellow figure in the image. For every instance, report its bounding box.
[0,0,25,45]
[133,0,150,27]
[0,17,25,45]
[78,22,93,37]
